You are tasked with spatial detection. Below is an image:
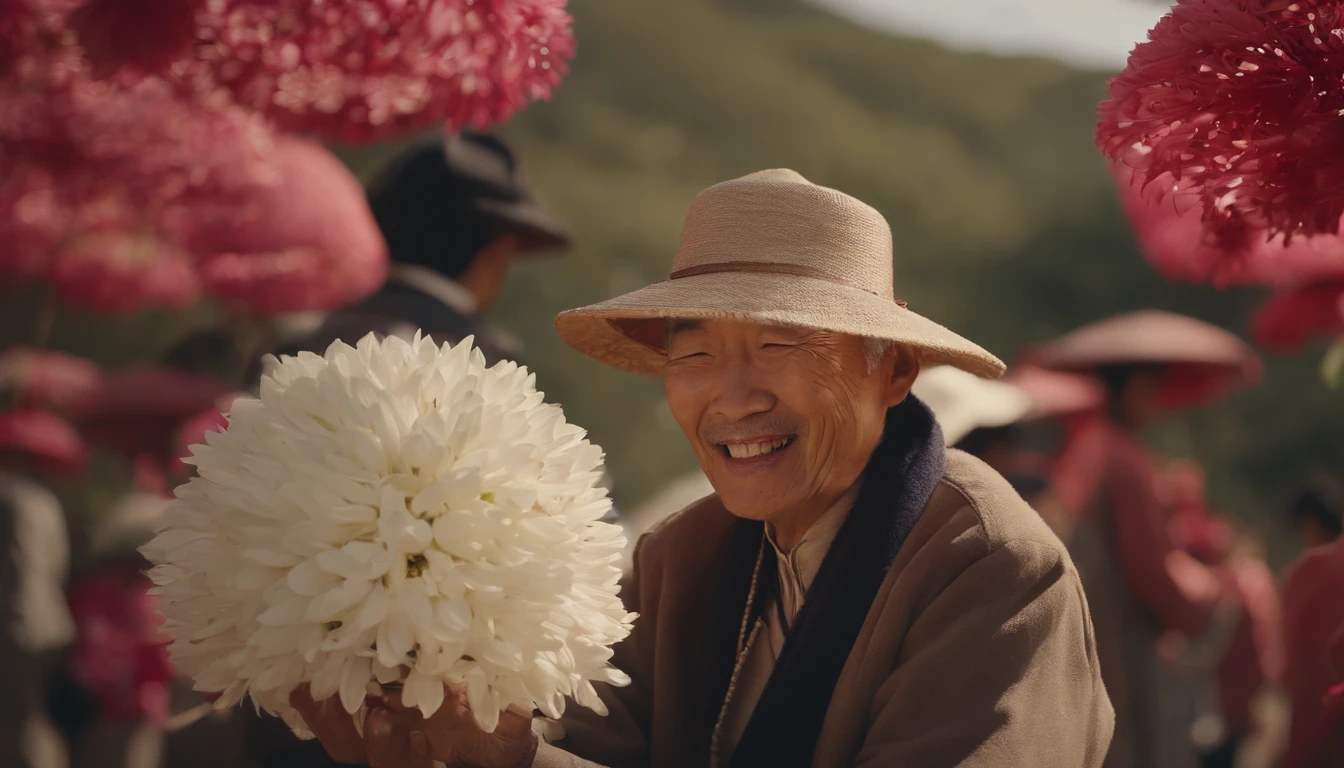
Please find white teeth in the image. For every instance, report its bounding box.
[724,437,791,459]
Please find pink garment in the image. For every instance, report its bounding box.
[1059,417,1229,768]
[67,563,173,723]
[1282,540,1344,768]
[1216,556,1284,735]
[1102,424,1221,636]
[1048,414,1111,520]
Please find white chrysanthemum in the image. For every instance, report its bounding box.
[142,333,634,734]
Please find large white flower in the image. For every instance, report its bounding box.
[142,333,634,734]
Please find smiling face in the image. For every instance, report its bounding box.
[663,319,919,548]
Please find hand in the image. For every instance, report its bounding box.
[290,683,537,768]
[290,684,384,766]
[379,687,538,768]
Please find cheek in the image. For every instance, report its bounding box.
[777,367,859,437]
[663,372,706,438]
[787,367,881,451]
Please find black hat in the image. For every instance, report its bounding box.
[366,132,571,279]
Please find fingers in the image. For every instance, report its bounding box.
[365,706,435,768]
[290,684,367,765]
[380,686,537,765]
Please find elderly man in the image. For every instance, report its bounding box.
[294,169,1114,767]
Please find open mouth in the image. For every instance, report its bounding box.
[719,436,795,460]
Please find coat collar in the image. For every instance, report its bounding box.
[702,395,946,767]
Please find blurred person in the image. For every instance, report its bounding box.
[164,131,571,391]
[913,364,1104,540]
[1160,463,1284,768]
[909,364,1055,508]
[1281,485,1344,768]
[1004,365,1107,524]
[50,492,251,768]
[293,170,1113,767]
[270,130,571,369]
[0,415,80,768]
[1032,310,1260,768]
[1286,474,1344,551]
[909,364,1033,466]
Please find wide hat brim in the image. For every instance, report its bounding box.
[475,197,572,254]
[555,270,1005,379]
[1027,309,1262,410]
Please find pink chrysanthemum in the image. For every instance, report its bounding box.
[68,0,203,78]
[1099,0,1344,242]
[1251,278,1344,352]
[184,0,575,143]
[0,57,278,313]
[0,0,35,77]
[1115,166,1344,287]
[188,137,387,314]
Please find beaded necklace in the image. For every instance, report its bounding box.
[708,537,767,768]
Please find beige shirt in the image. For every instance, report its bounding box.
[717,484,861,762]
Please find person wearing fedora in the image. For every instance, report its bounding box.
[271,130,572,368]
[292,170,1114,768]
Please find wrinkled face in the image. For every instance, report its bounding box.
[663,319,918,535]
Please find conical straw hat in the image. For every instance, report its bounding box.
[1028,310,1261,409]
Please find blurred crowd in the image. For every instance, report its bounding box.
[4,131,1343,768]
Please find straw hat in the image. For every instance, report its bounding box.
[555,170,1004,378]
[911,366,1033,446]
[1030,310,1260,373]
[1029,309,1261,409]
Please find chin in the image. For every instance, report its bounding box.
[710,486,785,523]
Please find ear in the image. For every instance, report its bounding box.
[881,346,921,409]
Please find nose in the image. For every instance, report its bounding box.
[708,350,776,422]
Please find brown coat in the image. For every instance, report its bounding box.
[535,450,1114,768]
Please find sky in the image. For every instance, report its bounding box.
[808,0,1173,71]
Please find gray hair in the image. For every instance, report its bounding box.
[863,337,896,372]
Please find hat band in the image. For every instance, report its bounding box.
[666,261,907,307]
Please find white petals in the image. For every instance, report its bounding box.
[339,656,373,715]
[305,580,372,623]
[287,560,330,597]
[144,334,634,736]
[403,670,446,718]
[351,583,388,630]
[376,604,416,667]
[434,597,472,635]
[310,657,344,701]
